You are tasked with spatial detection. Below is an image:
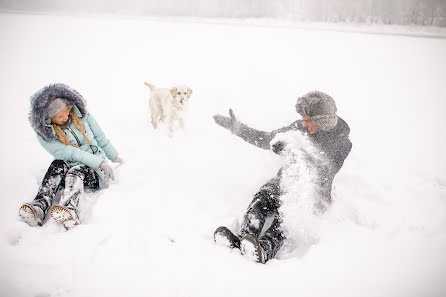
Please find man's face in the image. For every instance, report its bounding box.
[302,116,320,134]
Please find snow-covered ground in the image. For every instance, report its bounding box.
[1,12,446,297]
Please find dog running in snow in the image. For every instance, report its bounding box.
[144,82,192,136]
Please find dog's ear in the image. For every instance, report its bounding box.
[187,88,193,98]
[170,87,177,97]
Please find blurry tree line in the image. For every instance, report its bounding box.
[173,0,446,26]
[2,0,446,26]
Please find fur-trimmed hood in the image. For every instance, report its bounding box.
[29,83,88,140]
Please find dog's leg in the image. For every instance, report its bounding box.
[149,100,158,128]
[151,116,158,128]
[168,118,174,137]
[167,111,176,137]
[179,118,184,130]
[168,120,175,137]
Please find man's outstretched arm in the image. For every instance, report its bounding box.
[213,109,303,150]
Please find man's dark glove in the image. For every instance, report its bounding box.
[213,109,237,131]
[271,141,286,155]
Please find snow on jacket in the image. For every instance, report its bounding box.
[29,83,118,189]
[230,117,352,203]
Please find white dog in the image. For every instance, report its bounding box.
[144,82,192,136]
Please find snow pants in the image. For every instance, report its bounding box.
[239,176,285,263]
[32,159,99,217]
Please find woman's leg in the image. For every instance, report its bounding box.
[33,160,70,214]
[20,160,69,226]
[51,165,98,229]
[60,165,99,215]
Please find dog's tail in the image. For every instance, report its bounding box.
[144,82,156,92]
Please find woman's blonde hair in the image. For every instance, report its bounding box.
[52,107,92,147]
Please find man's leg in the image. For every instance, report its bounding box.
[238,177,283,263]
[239,177,281,238]
[214,177,281,249]
[258,213,285,262]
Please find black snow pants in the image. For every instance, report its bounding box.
[239,176,285,262]
[32,160,99,217]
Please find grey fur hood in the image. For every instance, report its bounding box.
[29,83,88,140]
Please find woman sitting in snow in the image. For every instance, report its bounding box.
[19,83,123,230]
[213,91,352,263]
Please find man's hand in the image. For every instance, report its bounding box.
[213,109,237,131]
[271,141,286,155]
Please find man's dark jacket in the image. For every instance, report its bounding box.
[228,116,352,204]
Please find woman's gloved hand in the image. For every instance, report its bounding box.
[100,162,115,188]
[112,156,125,164]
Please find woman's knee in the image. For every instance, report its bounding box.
[66,165,85,179]
[48,160,70,175]
[50,159,68,167]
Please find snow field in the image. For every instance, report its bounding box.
[0,12,446,297]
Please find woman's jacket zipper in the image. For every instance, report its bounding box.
[66,126,82,146]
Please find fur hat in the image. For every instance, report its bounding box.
[295,91,338,131]
[47,98,67,116]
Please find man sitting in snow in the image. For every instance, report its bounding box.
[213,91,352,263]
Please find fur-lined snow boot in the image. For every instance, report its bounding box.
[50,205,80,230]
[19,203,44,227]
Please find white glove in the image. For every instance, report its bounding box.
[112,156,125,164]
[100,163,115,188]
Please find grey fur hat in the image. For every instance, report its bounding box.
[47,98,67,118]
[295,91,338,131]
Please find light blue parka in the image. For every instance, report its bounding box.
[29,84,118,189]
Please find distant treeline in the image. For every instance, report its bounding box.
[2,0,446,27]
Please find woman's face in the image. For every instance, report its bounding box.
[51,107,69,125]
